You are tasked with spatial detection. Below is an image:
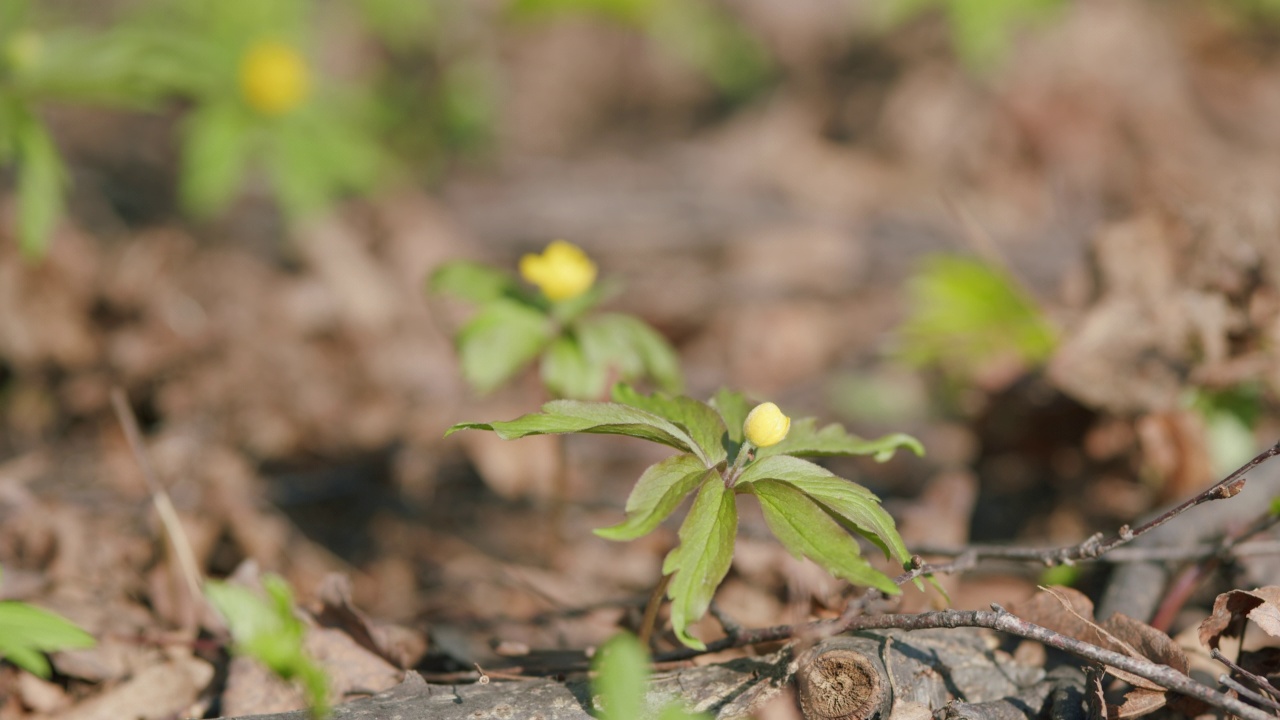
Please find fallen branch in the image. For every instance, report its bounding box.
[656,605,1275,720]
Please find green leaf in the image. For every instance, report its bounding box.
[449,399,711,465]
[542,335,607,399]
[205,576,330,719]
[14,115,66,257]
[755,418,924,462]
[0,601,95,678]
[595,455,712,541]
[180,101,251,218]
[662,477,736,650]
[454,299,553,394]
[710,388,750,446]
[735,455,909,565]
[745,480,899,595]
[611,384,726,466]
[592,633,649,720]
[429,260,521,304]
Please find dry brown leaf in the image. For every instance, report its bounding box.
[1007,586,1189,717]
[55,655,213,720]
[1199,586,1280,650]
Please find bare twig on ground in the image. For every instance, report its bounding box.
[909,441,1280,571]
[1213,648,1280,702]
[111,388,204,604]
[655,605,1275,720]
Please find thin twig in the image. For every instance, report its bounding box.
[111,388,203,603]
[1220,675,1280,712]
[912,442,1280,568]
[708,601,743,639]
[1213,648,1280,701]
[654,605,1275,720]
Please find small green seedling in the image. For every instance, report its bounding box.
[205,574,330,719]
[896,253,1057,381]
[0,569,95,677]
[449,384,924,649]
[431,240,683,399]
[592,632,710,720]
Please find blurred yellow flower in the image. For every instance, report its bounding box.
[239,40,309,116]
[744,402,790,448]
[519,240,597,301]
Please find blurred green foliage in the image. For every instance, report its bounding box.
[880,0,1063,71]
[507,0,772,97]
[0,569,95,678]
[0,0,176,255]
[148,0,389,222]
[206,574,330,719]
[1187,384,1263,477]
[591,632,710,720]
[896,254,1057,381]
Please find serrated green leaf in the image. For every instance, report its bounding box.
[710,388,750,446]
[662,477,736,650]
[14,116,65,257]
[454,298,552,394]
[733,455,909,565]
[746,480,899,595]
[755,418,924,462]
[735,454,854,488]
[592,633,649,720]
[611,384,726,466]
[429,260,521,304]
[0,601,95,678]
[595,455,712,541]
[449,399,711,464]
[180,101,251,218]
[542,335,607,399]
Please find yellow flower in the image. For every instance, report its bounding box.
[744,402,790,448]
[519,240,598,301]
[239,40,310,117]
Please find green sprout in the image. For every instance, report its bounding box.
[205,574,330,719]
[0,568,95,678]
[430,240,682,400]
[592,632,710,720]
[449,384,923,649]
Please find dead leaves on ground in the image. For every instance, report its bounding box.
[1007,586,1205,719]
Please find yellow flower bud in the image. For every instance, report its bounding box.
[744,402,790,448]
[518,240,598,302]
[239,40,310,117]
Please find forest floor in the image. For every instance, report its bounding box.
[3,2,1280,718]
